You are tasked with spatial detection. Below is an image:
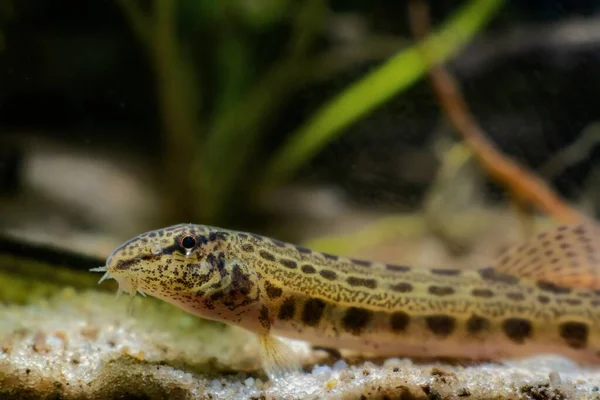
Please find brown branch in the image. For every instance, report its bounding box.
[408,0,585,225]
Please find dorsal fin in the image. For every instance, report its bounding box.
[491,223,600,290]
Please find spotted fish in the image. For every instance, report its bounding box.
[91,222,600,379]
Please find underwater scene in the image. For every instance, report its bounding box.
[2,1,600,399]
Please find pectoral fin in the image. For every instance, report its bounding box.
[258,334,301,380]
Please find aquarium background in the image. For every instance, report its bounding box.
[1,0,599,244]
[1,1,600,398]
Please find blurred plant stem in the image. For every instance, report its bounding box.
[200,0,326,222]
[258,0,504,193]
[422,139,483,255]
[116,0,202,222]
[117,0,326,224]
[408,0,586,225]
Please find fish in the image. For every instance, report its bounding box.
[91,222,600,379]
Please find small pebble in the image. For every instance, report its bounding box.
[254,378,264,390]
[312,365,331,377]
[32,331,49,353]
[333,360,348,371]
[80,325,99,340]
[549,371,562,386]
[325,379,338,389]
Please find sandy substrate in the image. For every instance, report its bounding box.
[1,289,599,399]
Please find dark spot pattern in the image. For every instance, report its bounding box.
[466,315,489,334]
[479,267,519,285]
[116,254,157,270]
[351,259,372,267]
[506,292,526,301]
[278,297,296,320]
[390,311,410,333]
[210,291,225,301]
[280,259,298,269]
[390,282,413,293]
[301,264,316,274]
[346,276,378,289]
[503,318,532,344]
[241,243,254,252]
[537,280,572,295]
[271,239,286,248]
[342,307,373,335]
[231,264,253,296]
[386,265,411,272]
[264,281,283,299]
[319,269,337,281]
[537,295,550,304]
[562,298,582,306]
[203,298,215,310]
[559,321,588,349]
[295,246,312,254]
[259,305,270,330]
[302,298,326,326]
[205,253,219,270]
[323,253,339,261]
[431,269,461,276]
[426,315,456,337]
[259,250,276,262]
[472,289,494,298]
[428,286,455,296]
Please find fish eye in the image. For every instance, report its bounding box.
[180,235,197,250]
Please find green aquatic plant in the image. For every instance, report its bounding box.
[259,0,505,191]
[115,0,504,225]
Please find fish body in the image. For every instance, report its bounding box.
[92,223,600,379]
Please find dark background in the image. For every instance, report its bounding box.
[1,0,599,236]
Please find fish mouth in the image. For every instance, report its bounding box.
[89,252,116,282]
[90,264,142,299]
[90,265,111,284]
